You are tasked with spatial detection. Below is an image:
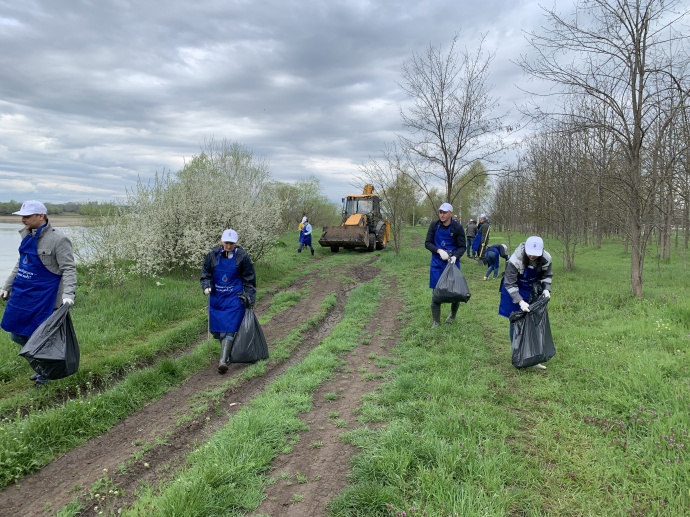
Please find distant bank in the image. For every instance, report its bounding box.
[0,215,86,226]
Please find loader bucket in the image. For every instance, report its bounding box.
[318,226,369,248]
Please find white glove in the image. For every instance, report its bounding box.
[449,256,457,264]
[204,288,211,295]
[438,249,449,261]
[519,300,530,312]
[543,290,550,299]
[0,289,7,300]
[62,297,74,305]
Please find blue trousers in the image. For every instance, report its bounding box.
[485,250,500,278]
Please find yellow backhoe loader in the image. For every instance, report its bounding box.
[318,184,390,252]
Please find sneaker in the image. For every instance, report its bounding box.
[534,363,547,370]
[218,363,228,374]
[34,375,49,388]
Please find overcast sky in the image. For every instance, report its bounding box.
[0,0,572,205]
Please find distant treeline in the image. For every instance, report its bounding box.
[0,200,119,217]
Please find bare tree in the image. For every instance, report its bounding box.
[358,143,421,254]
[398,33,506,207]
[519,0,690,298]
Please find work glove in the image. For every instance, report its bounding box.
[543,290,550,299]
[62,297,74,305]
[238,293,253,308]
[204,288,211,295]
[519,300,530,312]
[449,256,457,265]
[0,289,7,300]
[438,249,449,261]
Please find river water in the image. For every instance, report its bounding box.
[0,223,83,281]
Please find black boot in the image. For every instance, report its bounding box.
[445,302,459,324]
[218,335,234,374]
[431,303,441,328]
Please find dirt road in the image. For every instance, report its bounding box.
[0,257,401,516]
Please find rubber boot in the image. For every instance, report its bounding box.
[431,303,441,328]
[218,335,234,374]
[445,302,459,324]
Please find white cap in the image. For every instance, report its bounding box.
[13,200,47,216]
[301,216,308,223]
[221,229,238,243]
[525,236,544,257]
[439,202,453,212]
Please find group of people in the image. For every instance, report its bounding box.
[425,203,553,369]
[0,200,260,382]
[2,200,552,384]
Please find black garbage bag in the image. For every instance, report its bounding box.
[432,262,471,304]
[509,296,555,369]
[19,303,80,380]
[230,308,269,363]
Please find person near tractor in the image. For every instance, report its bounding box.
[483,243,509,280]
[200,229,257,374]
[424,202,467,328]
[465,218,478,258]
[498,236,552,370]
[297,216,314,255]
[0,200,77,387]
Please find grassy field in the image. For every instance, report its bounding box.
[1,226,688,516]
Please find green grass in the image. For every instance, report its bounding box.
[328,227,690,516]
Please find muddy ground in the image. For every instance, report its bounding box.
[0,257,403,517]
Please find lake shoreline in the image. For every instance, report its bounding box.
[0,215,86,227]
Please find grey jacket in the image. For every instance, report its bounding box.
[504,242,552,304]
[3,219,78,308]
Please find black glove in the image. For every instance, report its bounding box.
[238,293,253,308]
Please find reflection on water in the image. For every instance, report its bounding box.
[0,223,84,281]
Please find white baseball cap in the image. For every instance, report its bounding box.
[13,200,47,216]
[439,202,453,212]
[525,236,544,257]
[221,229,238,243]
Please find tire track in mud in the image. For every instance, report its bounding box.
[0,258,379,517]
[252,275,404,517]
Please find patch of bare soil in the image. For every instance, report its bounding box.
[251,276,403,517]
[0,258,382,517]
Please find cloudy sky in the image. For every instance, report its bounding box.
[0,0,571,204]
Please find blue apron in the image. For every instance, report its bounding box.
[498,265,540,317]
[1,226,62,337]
[429,223,459,289]
[209,251,245,333]
[300,225,312,246]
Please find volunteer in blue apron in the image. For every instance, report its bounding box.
[297,216,314,255]
[424,203,466,328]
[498,235,553,370]
[1,200,77,386]
[200,229,256,374]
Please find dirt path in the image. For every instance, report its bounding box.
[0,259,381,517]
[252,275,403,516]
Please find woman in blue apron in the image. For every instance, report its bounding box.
[424,203,466,327]
[200,229,256,374]
[498,236,553,369]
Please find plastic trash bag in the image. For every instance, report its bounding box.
[509,296,555,369]
[432,262,471,304]
[231,308,269,363]
[19,303,80,380]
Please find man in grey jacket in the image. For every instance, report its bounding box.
[0,200,77,386]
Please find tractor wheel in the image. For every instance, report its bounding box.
[330,246,339,253]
